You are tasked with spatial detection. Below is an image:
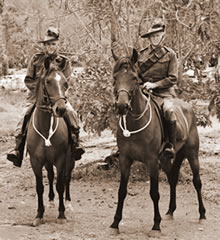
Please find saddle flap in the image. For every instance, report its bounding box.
[173,104,189,141]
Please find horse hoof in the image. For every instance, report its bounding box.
[32,218,44,227]
[56,218,67,224]
[148,229,161,238]
[109,227,120,235]
[65,201,74,212]
[164,214,174,221]
[199,218,206,224]
[47,201,55,208]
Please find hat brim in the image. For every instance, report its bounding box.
[38,36,59,43]
[141,28,164,38]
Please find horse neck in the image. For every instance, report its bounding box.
[131,87,148,116]
[35,83,53,133]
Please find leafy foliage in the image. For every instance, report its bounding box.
[1,0,220,133]
[68,64,118,135]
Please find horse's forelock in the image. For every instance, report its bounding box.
[113,57,130,75]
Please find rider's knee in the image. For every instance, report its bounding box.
[163,100,176,122]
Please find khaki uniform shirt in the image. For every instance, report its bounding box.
[139,45,178,97]
[24,52,71,103]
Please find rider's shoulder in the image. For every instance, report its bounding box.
[163,46,176,56]
[31,52,45,63]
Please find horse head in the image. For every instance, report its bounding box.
[112,48,141,115]
[37,57,68,117]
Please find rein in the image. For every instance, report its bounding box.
[119,93,152,137]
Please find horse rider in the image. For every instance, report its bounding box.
[138,19,178,158]
[7,26,85,167]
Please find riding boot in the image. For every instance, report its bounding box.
[70,128,85,161]
[7,104,35,167]
[164,120,176,158]
[7,132,26,167]
[63,111,85,161]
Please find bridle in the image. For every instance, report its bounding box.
[113,58,141,109]
[33,67,67,146]
[36,68,67,112]
[114,57,153,137]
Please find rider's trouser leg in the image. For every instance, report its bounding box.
[7,103,35,167]
[163,97,177,158]
[64,101,85,160]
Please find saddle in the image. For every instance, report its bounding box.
[150,95,189,150]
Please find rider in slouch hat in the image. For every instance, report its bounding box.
[138,18,178,159]
[7,27,85,167]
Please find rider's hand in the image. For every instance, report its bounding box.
[143,82,158,90]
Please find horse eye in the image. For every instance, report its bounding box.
[46,80,51,85]
[64,82,68,90]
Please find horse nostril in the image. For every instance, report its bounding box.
[117,103,129,115]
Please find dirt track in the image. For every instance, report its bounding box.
[0,125,220,240]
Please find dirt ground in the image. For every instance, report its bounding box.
[0,118,220,240]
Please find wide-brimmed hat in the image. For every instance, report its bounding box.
[38,27,59,43]
[141,22,165,38]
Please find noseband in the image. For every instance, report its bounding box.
[114,59,140,102]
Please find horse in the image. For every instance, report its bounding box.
[26,58,74,226]
[110,48,206,233]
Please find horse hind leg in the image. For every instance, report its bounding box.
[56,169,66,221]
[45,162,55,201]
[65,150,75,202]
[45,162,55,208]
[149,163,161,231]
[185,145,206,220]
[166,148,185,218]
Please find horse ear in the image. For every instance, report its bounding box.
[130,48,138,64]
[111,49,119,61]
[44,57,50,70]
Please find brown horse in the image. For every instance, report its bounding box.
[26,58,74,226]
[110,49,206,232]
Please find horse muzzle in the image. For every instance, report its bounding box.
[52,98,67,117]
[115,102,131,115]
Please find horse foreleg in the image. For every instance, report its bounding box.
[56,171,66,220]
[149,166,161,231]
[110,157,132,232]
[31,169,45,226]
[166,148,184,217]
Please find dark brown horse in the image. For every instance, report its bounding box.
[110,49,206,232]
[26,58,74,226]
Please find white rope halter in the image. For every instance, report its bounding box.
[119,94,152,137]
[32,108,59,146]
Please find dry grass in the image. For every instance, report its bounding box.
[0,89,26,136]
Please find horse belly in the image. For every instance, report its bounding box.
[117,134,160,162]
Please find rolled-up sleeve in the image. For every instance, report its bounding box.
[63,60,72,81]
[24,56,36,93]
